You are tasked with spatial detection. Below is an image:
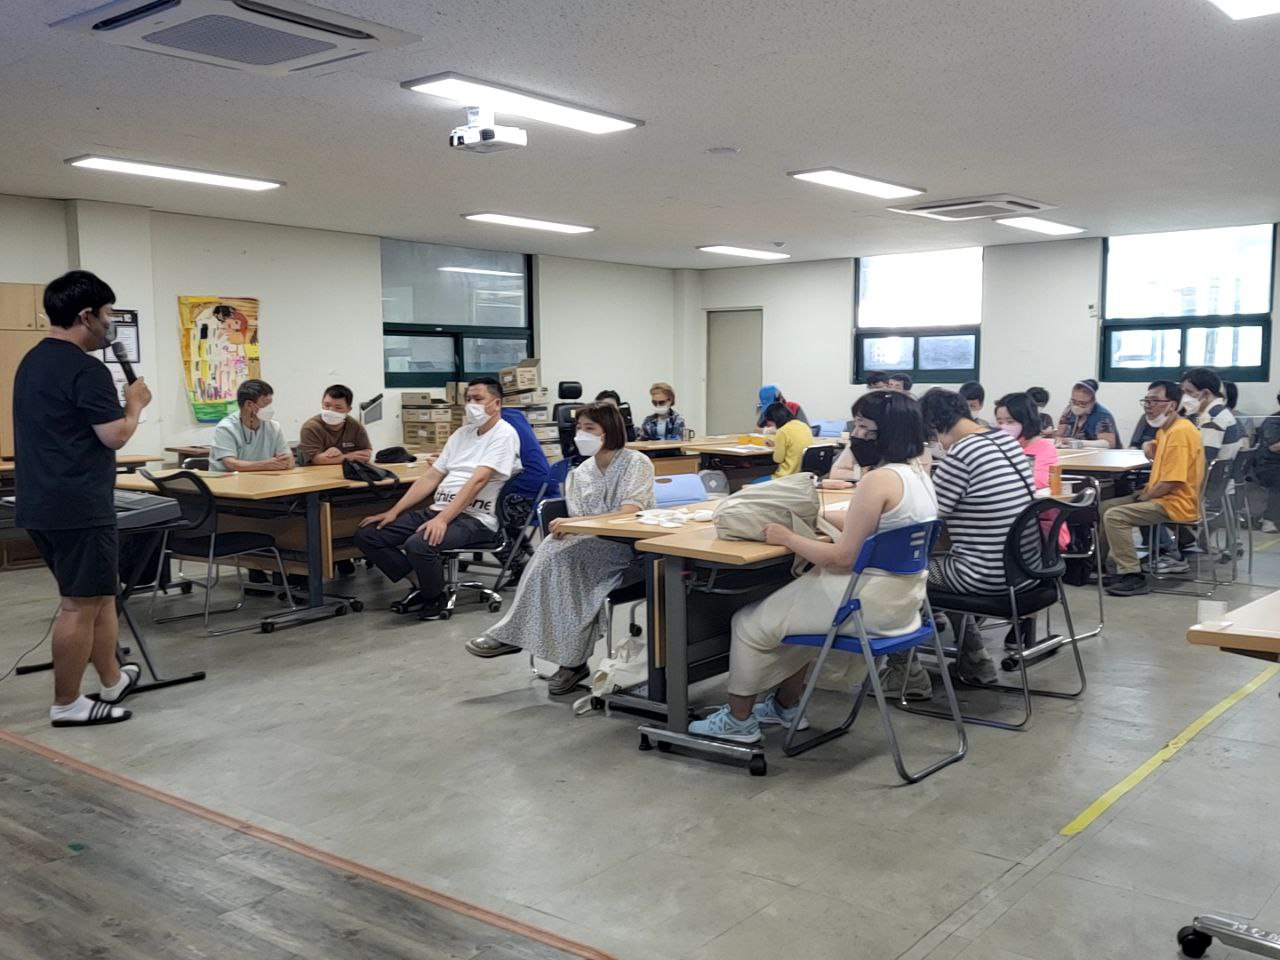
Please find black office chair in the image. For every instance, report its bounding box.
[141,469,295,634]
[800,445,836,478]
[1147,457,1235,596]
[905,496,1088,731]
[1229,448,1257,576]
[436,477,521,619]
[553,381,585,461]
[181,456,210,470]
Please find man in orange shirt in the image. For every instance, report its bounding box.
[1102,380,1205,597]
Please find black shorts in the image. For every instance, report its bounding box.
[29,526,120,598]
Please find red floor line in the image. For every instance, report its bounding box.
[0,727,616,960]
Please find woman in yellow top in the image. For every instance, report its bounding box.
[763,401,815,478]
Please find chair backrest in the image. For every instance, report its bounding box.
[557,381,583,401]
[653,474,707,507]
[537,497,569,535]
[181,456,210,470]
[852,520,941,576]
[492,475,523,533]
[1002,497,1074,582]
[554,402,584,459]
[138,468,217,535]
[1203,456,1233,503]
[545,457,573,497]
[810,424,822,437]
[1230,447,1256,483]
[800,445,836,478]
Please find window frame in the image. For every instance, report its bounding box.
[1098,225,1276,383]
[851,253,983,384]
[382,254,535,388]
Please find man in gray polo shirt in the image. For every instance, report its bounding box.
[209,379,294,473]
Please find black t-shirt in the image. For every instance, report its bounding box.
[13,338,124,530]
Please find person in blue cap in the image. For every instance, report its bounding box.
[755,384,809,431]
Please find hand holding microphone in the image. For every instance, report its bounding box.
[112,340,152,409]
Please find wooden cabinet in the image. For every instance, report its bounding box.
[0,329,45,457]
[0,283,39,331]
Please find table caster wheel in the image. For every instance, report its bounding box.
[439,610,452,621]
[487,600,502,613]
[1000,656,1018,672]
[261,622,275,634]
[179,582,194,595]
[1177,926,1211,959]
[749,756,767,777]
[629,624,643,637]
[656,740,672,754]
[349,600,364,613]
[638,734,653,751]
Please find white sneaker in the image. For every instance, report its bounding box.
[1262,520,1279,534]
[1156,555,1190,575]
[751,693,811,731]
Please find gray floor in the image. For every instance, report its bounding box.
[0,539,1278,960]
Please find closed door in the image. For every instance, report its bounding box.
[706,309,762,435]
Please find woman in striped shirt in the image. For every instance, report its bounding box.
[880,388,1037,700]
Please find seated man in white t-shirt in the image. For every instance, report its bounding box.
[355,377,520,620]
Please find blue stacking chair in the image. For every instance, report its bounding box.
[778,520,968,783]
[494,457,573,591]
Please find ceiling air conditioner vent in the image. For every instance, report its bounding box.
[54,0,419,76]
[888,195,1057,222]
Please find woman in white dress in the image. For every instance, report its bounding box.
[465,402,656,694]
[690,390,938,743]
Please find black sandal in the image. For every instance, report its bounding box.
[52,700,132,727]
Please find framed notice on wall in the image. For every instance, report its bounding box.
[98,309,140,364]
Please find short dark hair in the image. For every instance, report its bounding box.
[1180,367,1222,396]
[576,401,627,451]
[595,389,622,405]
[995,392,1040,439]
[920,387,973,435]
[1026,386,1050,407]
[887,373,913,390]
[764,401,794,427]
[958,381,985,405]
[43,270,116,329]
[236,379,273,407]
[865,370,889,387]
[466,376,503,401]
[1147,379,1181,403]
[1222,380,1238,410]
[323,384,353,407]
[851,390,925,463]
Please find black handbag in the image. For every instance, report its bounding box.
[343,459,401,489]
[375,445,417,464]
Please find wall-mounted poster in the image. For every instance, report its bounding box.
[177,296,261,422]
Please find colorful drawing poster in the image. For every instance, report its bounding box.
[177,296,261,422]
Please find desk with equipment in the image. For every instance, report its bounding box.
[115,461,433,632]
[1179,592,1280,960]
[555,489,853,775]
[686,438,841,490]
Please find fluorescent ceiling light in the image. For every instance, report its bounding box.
[403,72,641,134]
[1204,0,1280,19]
[997,216,1086,236]
[65,155,282,191]
[788,168,923,200]
[463,213,594,234]
[437,266,523,277]
[698,245,791,261]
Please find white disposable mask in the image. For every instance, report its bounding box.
[1070,404,1090,417]
[1146,411,1171,429]
[320,409,346,427]
[575,431,603,456]
[1180,393,1202,413]
[464,402,488,426]
[653,405,671,416]
[255,403,275,421]
[762,425,777,436]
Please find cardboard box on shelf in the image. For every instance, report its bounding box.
[403,422,452,443]
[532,424,559,442]
[444,382,464,405]
[402,406,453,423]
[503,386,551,406]
[540,441,563,464]
[400,391,441,407]
[523,405,551,424]
[499,358,540,392]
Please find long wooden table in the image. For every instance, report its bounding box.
[1054,447,1151,473]
[1187,592,1280,661]
[116,461,434,632]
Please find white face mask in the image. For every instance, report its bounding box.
[1146,411,1171,429]
[464,402,489,426]
[575,431,604,456]
[653,405,671,416]
[255,403,275,422]
[762,425,777,436]
[1180,393,1202,414]
[320,409,346,427]
[1070,403,1090,417]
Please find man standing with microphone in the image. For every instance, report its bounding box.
[13,270,152,726]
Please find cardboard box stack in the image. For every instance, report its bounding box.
[400,391,453,454]
[498,359,561,463]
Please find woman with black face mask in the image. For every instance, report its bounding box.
[688,390,939,743]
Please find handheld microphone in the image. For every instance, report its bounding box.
[110,340,138,384]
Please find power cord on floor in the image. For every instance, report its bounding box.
[0,612,57,685]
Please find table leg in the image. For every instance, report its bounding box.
[259,492,351,632]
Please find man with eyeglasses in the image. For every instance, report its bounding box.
[1100,380,1205,597]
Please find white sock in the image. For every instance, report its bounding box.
[49,696,97,722]
[99,664,138,703]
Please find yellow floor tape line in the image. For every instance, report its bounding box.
[1060,664,1279,836]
